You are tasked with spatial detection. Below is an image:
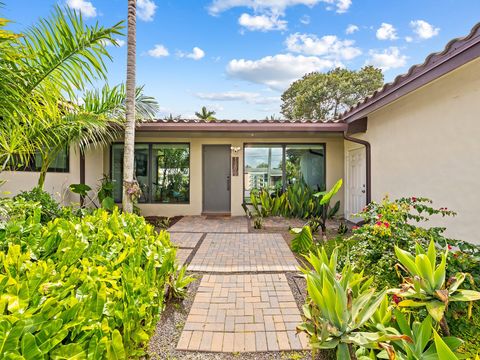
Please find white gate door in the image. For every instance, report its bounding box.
[346,147,366,222]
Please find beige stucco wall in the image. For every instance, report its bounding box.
[348,58,480,243]
[0,145,83,204]
[104,132,344,217]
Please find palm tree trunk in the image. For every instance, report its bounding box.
[122,0,137,213]
[38,154,53,189]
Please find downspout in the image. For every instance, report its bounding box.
[343,132,371,204]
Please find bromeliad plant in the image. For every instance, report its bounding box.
[394,239,480,335]
[298,248,407,359]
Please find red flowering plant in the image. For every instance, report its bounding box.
[344,196,457,288]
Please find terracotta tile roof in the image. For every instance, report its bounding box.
[341,22,480,123]
[136,118,347,132]
[140,118,341,124]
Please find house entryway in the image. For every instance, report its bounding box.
[202,145,231,215]
[346,147,367,222]
[158,216,309,354]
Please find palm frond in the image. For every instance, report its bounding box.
[82,84,159,121]
[15,6,124,97]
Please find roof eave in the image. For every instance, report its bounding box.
[136,122,348,133]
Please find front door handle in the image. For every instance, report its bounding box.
[227,175,231,191]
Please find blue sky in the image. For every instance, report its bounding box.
[4,0,480,119]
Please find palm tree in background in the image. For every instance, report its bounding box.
[195,106,216,121]
[122,0,137,213]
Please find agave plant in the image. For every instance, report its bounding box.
[376,310,463,359]
[394,239,480,335]
[298,248,407,359]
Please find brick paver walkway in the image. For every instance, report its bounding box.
[174,216,307,354]
[177,274,308,352]
[170,232,203,248]
[169,216,248,233]
[176,248,193,266]
[189,233,298,272]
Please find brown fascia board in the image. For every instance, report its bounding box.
[341,22,480,124]
[346,117,368,135]
[136,121,347,133]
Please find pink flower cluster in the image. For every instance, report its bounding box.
[375,221,390,228]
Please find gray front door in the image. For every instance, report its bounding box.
[203,145,231,214]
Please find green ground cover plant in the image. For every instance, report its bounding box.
[0,202,190,358]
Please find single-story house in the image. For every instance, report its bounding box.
[2,23,479,243]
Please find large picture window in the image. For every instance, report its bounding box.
[111,143,190,204]
[244,143,325,201]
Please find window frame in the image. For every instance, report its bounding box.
[242,142,326,204]
[110,142,191,204]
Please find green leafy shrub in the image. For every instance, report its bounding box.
[0,208,186,358]
[0,197,38,228]
[342,196,456,288]
[13,186,61,223]
[70,175,115,211]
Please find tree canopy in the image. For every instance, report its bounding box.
[280,66,384,120]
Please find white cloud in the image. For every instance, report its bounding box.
[285,33,361,60]
[376,23,398,40]
[239,13,287,31]
[137,0,157,22]
[195,91,279,104]
[410,20,440,39]
[101,38,126,47]
[405,36,413,43]
[207,0,352,16]
[177,47,206,60]
[345,24,359,34]
[226,53,336,90]
[300,15,311,25]
[66,0,97,18]
[147,44,169,58]
[327,0,351,13]
[188,47,206,60]
[366,47,407,71]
